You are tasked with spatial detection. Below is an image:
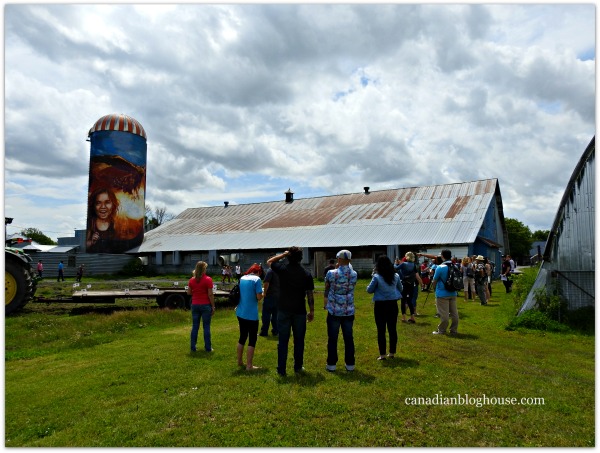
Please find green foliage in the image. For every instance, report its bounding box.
[532,229,550,242]
[118,259,146,277]
[20,227,57,245]
[510,267,538,311]
[532,286,567,322]
[508,266,592,334]
[504,217,532,261]
[506,310,569,332]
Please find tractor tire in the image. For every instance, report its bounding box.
[5,259,34,315]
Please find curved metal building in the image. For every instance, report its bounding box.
[519,137,595,314]
[86,113,147,254]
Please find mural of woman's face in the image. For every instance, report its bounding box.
[95,192,113,220]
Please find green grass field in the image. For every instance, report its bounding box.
[5,276,595,447]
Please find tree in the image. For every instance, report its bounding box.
[532,230,550,242]
[20,228,57,245]
[154,206,174,225]
[144,204,174,230]
[504,218,532,263]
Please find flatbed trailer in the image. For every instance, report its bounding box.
[33,287,231,309]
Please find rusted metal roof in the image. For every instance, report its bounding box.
[138,179,501,252]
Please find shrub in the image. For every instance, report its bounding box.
[118,259,145,277]
[533,286,567,322]
[506,310,569,333]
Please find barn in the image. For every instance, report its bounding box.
[519,137,595,314]
[136,178,509,277]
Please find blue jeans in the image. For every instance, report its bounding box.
[260,295,279,335]
[326,313,355,368]
[277,309,307,374]
[191,304,212,351]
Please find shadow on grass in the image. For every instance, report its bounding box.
[335,369,376,383]
[276,371,328,387]
[447,333,479,340]
[379,357,419,369]
[231,366,271,376]
[188,350,218,359]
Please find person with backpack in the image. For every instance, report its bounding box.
[431,249,459,335]
[461,256,476,302]
[398,252,422,324]
[473,255,488,305]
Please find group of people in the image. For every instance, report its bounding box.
[39,260,84,282]
[221,264,243,283]
[187,247,316,374]
[186,247,511,374]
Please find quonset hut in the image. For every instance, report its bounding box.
[136,178,509,277]
[519,137,595,315]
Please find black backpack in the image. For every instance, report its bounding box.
[228,284,241,305]
[402,262,417,284]
[444,262,463,291]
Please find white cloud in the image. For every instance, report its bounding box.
[4,4,594,241]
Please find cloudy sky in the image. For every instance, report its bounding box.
[4,3,595,241]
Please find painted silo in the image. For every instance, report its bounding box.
[86,114,147,253]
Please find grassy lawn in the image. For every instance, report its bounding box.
[5,277,595,447]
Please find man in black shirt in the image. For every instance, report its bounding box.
[323,259,336,277]
[267,246,315,376]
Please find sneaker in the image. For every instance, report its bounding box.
[345,365,355,372]
[294,367,306,374]
[259,332,268,337]
[326,364,336,372]
[276,369,287,377]
[432,331,445,335]
[377,356,386,361]
[387,353,395,359]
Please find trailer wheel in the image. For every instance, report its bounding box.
[164,293,186,309]
[156,294,167,308]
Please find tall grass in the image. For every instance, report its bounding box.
[5,279,594,447]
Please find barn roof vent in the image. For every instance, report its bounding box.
[285,188,294,203]
[364,187,370,194]
[224,201,229,207]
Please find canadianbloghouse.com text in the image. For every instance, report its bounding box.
[405,394,545,408]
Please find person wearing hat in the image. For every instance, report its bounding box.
[324,249,358,372]
[474,255,488,305]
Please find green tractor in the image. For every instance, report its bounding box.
[5,247,37,315]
